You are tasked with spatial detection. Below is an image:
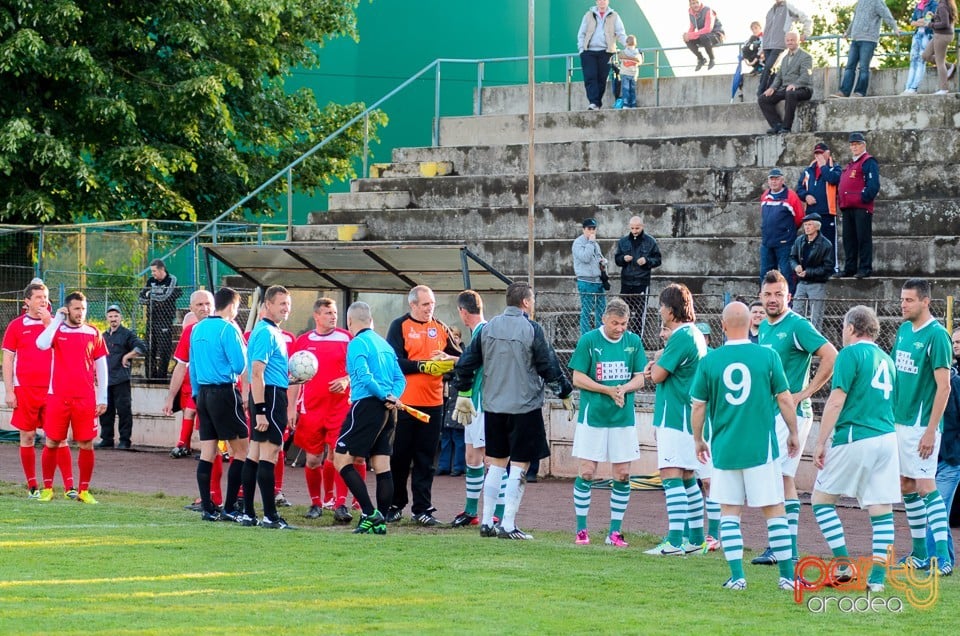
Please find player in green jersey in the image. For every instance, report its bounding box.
[692,302,798,591]
[893,279,954,575]
[810,305,900,592]
[569,298,646,547]
[754,270,837,567]
[644,283,708,555]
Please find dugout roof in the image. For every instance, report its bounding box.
[201,243,513,293]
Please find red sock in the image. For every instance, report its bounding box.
[57,445,74,490]
[274,450,285,494]
[41,446,56,489]
[210,455,223,506]
[305,465,324,506]
[78,448,94,491]
[324,459,341,505]
[19,446,37,490]
[178,416,194,449]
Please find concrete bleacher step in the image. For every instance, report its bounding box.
[315,198,960,241]
[369,161,454,178]
[395,128,960,176]
[289,223,367,242]
[439,95,959,147]
[347,165,960,210]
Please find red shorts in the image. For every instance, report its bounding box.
[44,394,98,442]
[180,383,196,411]
[294,410,342,456]
[11,385,48,431]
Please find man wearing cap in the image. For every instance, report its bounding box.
[789,213,835,331]
[758,31,813,134]
[797,142,842,273]
[837,132,880,278]
[573,218,608,335]
[98,305,147,449]
[759,168,804,295]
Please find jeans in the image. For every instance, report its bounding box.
[905,31,933,91]
[840,40,878,96]
[437,427,466,474]
[759,244,795,295]
[793,281,826,332]
[578,280,606,335]
[757,49,782,96]
[621,76,637,107]
[926,461,960,565]
[581,50,613,107]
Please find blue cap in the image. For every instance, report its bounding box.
[768,168,784,178]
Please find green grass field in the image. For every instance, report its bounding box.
[0,483,953,635]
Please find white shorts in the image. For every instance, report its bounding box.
[776,413,813,478]
[464,410,485,449]
[696,449,714,481]
[710,461,785,508]
[814,433,900,507]
[572,423,641,464]
[655,426,699,471]
[896,424,941,480]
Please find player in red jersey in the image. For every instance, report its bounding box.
[2,281,54,498]
[289,297,361,521]
[35,292,108,503]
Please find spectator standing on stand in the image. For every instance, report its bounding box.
[831,0,900,98]
[614,215,661,336]
[577,0,627,110]
[902,0,938,95]
[922,0,957,95]
[758,0,812,96]
[789,213,835,332]
[796,142,841,270]
[138,259,181,379]
[759,168,804,295]
[98,305,146,450]
[836,132,880,278]
[620,35,643,108]
[573,218,608,335]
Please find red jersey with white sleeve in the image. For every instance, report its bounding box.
[47,322,108,399]
[292,328,351,420]
[2,314,53,387]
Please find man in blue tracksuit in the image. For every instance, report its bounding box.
[760,167,804,295]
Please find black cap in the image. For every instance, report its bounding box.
[848,132,866,143]
[802,212,822,223]
[813,142,829,153]
[582,218,597,228]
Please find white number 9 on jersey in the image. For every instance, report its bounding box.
[722,362,752,406]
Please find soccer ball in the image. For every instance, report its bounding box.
[288,350,319,382]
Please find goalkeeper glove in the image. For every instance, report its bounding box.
[561,396,576,421]
[453,396,477,426]
[418,359,455,376]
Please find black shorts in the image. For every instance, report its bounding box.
[249,385,288,446]
[197,384,248,442]
[336,397,395,459]
[484,409,550,463]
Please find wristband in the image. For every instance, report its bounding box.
[255,403,267,415]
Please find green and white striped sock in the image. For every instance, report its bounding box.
[870,512,895,584]
[785,499,801,559]
[813,504,848,557]
[684,478,704,545]
[464,464,484,516]
[720,515,744,580]
[494,470,507,521]
[609,479,631,534]
[663,478,687,547]
[767,516,794,580]
[924,490,950,561]
[903,492,928,559]
[706,498,721,538]
[574,476,592,532]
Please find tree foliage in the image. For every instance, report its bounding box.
[807,0,916,68]
[0,0,385,224]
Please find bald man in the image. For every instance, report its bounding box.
[614,216,661,333]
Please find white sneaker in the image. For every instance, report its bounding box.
[901,88,917,95]
[934,89,950,95]
[644,540,685,556]
[778,577,796,591]
[722,577,747,590]
[587,103,599,111]
[867,582,885,593]
[681,539,705,554]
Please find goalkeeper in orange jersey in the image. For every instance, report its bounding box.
[384,285,461,526]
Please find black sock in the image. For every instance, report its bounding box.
[224,458,243,512]
[241,458,258,516]
[196,460,213,513]
[340,464,374,516]
[258,460,278,520]
[376,471,394,516]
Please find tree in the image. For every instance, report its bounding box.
[0,0,385,224]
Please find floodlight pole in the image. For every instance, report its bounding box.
[526,0,536,291]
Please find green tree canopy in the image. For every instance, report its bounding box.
[0,0,384,224]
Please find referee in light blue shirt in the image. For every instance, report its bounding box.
[242,286,294,529]
[189,287,249,522]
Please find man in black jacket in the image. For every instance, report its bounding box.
[614,216,661,335]
[98,305,147,449]
[138,259,181,379]
[788,212,834,331]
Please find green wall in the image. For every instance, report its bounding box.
[282,0,661,224]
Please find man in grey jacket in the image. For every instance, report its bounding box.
[453,282,575,540]
[758,0,813,95]
[573,218,608,335]
[831,0,900,97]
[758,32,813,134]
